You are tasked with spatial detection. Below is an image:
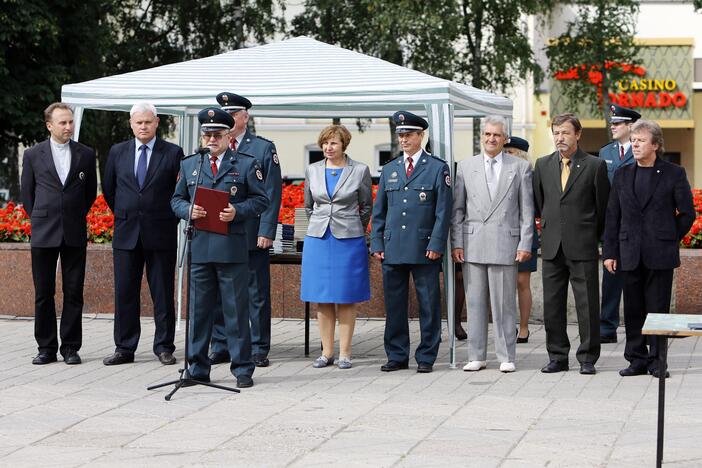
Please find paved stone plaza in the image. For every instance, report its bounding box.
[1,315,702,467]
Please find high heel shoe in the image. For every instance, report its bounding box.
[516,329,530,344]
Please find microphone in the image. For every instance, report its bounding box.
[182,147,211,160]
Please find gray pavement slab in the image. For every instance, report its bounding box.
[0,316,701,467]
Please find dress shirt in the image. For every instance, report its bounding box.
[403,149,423,172]
[484,152,503,197]
[210,152,224,171]
[134,137,156,176]
[620,141,631,156]
[50,138,72,185]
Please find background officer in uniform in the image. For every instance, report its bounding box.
[209,92,282,368]
[171,107,268,388]
[21,102,97,365]
[371,111,452,374]
[598,104,641,344]
[102,102,184,367]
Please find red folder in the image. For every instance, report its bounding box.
[193,186,229,235]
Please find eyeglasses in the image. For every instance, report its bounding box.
[201,132,229,141]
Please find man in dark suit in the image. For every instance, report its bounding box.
[603,120,694,378]
[20,102,97,365]
[598,104,641,344]
[171,107,268,388]
[209,92,282,368]
[533,113,610,375]
[371,111,453,374]
[101,102,184,366]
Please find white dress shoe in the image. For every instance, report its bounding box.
[463,360,487,371]
[499,362,516,373]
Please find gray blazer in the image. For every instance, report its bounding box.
[304,156,373,239]
[450,153,534,265]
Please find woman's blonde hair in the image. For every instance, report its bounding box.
[317,124,352,151]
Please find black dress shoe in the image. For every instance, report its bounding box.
[64,350,81,365]
[516,330,530,344]
[619,366,648,377]
[181,373,211,387]
[541,360,569,373]
[455,324,467,341]
[649,368,670,379]
[236,375,254,388]
[32,352,57,365]
[380,360,409,372]
[417,362,433,373]
[600,335,618,344]
[253,355,270,367]
[208,352,230,365]
[102,352,134,366]
[579,362,596,375]
[158,352,176,365]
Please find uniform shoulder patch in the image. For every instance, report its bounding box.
[255,166,264,181]
[444,170,451,187]
[272,152,279,165]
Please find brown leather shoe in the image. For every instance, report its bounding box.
[158,352,176,365]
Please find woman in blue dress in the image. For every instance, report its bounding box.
[504,136,538,343]
[301,125,373,369]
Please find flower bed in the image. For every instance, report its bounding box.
[681,189,702,248]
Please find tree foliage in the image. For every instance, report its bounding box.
[546,0,640,132]
[293,0,550,155]
[0,0,285,200]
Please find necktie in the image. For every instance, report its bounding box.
[486,158,497,200]
[136,144,148,188]
[406,157,414,178]
[620,146,625,161]
[210,155,218,177]
[229,138,237,152]
[561,157,570,191]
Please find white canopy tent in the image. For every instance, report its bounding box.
[62,36,513,367]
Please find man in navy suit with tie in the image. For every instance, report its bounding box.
[209,92,282,368]
[102,102,184,366]
[21,102,97,365]
[598,104,641,344]
[371,111,452,374]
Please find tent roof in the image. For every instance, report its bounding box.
[61,36,511,118]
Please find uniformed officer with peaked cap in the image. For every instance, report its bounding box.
[208,92,282,368]
[371,110,453,373]
[171,107,269,388]
[598,103,641,344]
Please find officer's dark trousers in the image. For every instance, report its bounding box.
[600,265,624,338]
[210,249,271,357]
[113,240,176,356]
[542,247,600,365]
[31,243,86,357]
[622,262,673,371]
[382,262,442,365]
[189,262,254,379]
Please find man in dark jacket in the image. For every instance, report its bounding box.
[533,113,610,375]
[102,102,184,366]
[603,120,694,378]
[20,102,97,365]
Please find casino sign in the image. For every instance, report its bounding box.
[550,39,694,126]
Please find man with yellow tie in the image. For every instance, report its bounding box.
[532,113,610,375]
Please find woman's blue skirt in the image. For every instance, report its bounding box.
[300,228,370,304]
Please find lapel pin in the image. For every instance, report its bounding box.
[422,159,426,163]
[192,170,197,176]
[79,171,85,180]
[657,170,661,173]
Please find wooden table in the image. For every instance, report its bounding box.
[642,313,702,467]
[269,253,310,356]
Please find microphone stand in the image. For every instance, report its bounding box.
[148,150,239,400]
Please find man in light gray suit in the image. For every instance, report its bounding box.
[451,116,534,373]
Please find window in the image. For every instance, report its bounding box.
[305,144,323,167]
[374,144,394,174]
